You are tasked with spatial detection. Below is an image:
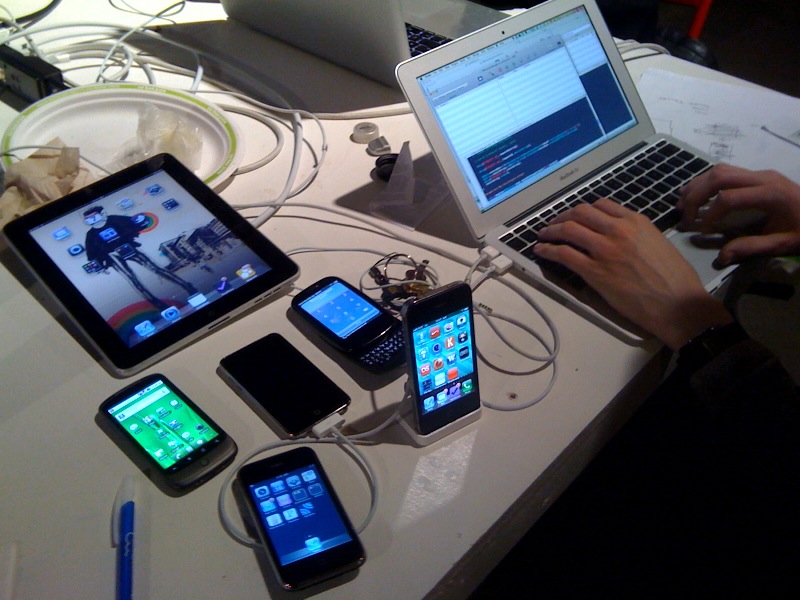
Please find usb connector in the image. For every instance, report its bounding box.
[482,246,514,275]
[311,413,347,438]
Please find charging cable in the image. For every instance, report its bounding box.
[236,201,562,410]
[217,416,382,548]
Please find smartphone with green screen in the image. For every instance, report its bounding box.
[96,373,237,495]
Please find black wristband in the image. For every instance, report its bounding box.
[677,321,749,371]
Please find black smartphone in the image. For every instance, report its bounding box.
[291,276,405,373]
[401,282,481,436]
[217,333,351,438]
[96,373,238,495]
[237,446,366,591]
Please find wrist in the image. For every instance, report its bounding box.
[658,297,734,351]
[677,320,749,371]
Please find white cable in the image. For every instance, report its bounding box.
[270,214,392,243]
[5,21,324,190]
[95,1,187,84]
[0,23,164,47]
[238,201,560,409]
[478,345,559,411]
[472,277,560,411]
[464,253,487,287]
[216,103,285,175]
[616,38,670,61]
[96,42,136,80]
[3,15,202,89]
[13,17,559,408]
[235,201,468,265]
[314,103,412,121]
[331,428,380,532]
[3,22,204,89]
[0,5,44,58]
[287,246,395,259]
[250,112,303,228]
[7,38,289,178]
[474,302,556,365]
[198,89,328,198]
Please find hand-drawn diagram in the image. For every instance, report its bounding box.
[638,68,800,184]
[694,123,745,161]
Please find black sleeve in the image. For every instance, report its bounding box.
[689,338,799,419]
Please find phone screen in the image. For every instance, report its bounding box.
[218,334,351,438]
[239,447,365,589]
[296,279,382,341]
[410,305,476,417]
[246,463,354,566]
[105,377,220,469]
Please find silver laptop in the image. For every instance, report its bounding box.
[396,0,734,339]
[219,0,504,88]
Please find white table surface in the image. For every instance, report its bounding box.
[0,2,762,599]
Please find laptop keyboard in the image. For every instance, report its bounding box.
[498,139,712,283]
[406,23,451,56]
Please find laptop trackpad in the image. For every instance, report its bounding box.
[668,230,732,291]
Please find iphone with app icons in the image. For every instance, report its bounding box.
[401,282,481,435]
[237,446,365,590]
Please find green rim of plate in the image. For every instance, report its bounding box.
[0,83,240,185]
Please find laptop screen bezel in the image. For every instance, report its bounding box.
[395,0,656,241]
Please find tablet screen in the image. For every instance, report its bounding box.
[4,154,298,376]
[28,168,272,346]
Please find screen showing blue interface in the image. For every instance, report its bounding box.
[411,307,475,416]
[248,464,352,566]
[418,6,636,212]
[298,280,380,339]
[28,169,272,348]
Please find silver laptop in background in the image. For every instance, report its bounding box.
[219,0,504,88]
[396,0,735,340]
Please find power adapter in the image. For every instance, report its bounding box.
[0,46,65,107]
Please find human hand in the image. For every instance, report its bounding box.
[534,199,732,350]
[678,164,800,266]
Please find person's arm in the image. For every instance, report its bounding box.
[535,165,800,348]
[533,198,800,416]
[533,198,733,350]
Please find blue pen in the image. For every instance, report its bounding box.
[112,476,136,600]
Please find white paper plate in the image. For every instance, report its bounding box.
[1,83,243,188]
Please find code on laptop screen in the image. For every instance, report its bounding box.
[418,6,636,212]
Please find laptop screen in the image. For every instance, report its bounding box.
[416,6,636,213]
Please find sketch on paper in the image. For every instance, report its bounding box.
[638,68,800,183]
[693,124,745,161]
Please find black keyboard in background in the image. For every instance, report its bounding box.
[499,140,712,283]
[406,23,451,56]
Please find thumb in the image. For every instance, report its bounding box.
[717,233,799,265]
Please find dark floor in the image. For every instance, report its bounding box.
[470,364,800,598]
[480,0,800,97]
[468,2,800,598]
[660,0,800,98]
